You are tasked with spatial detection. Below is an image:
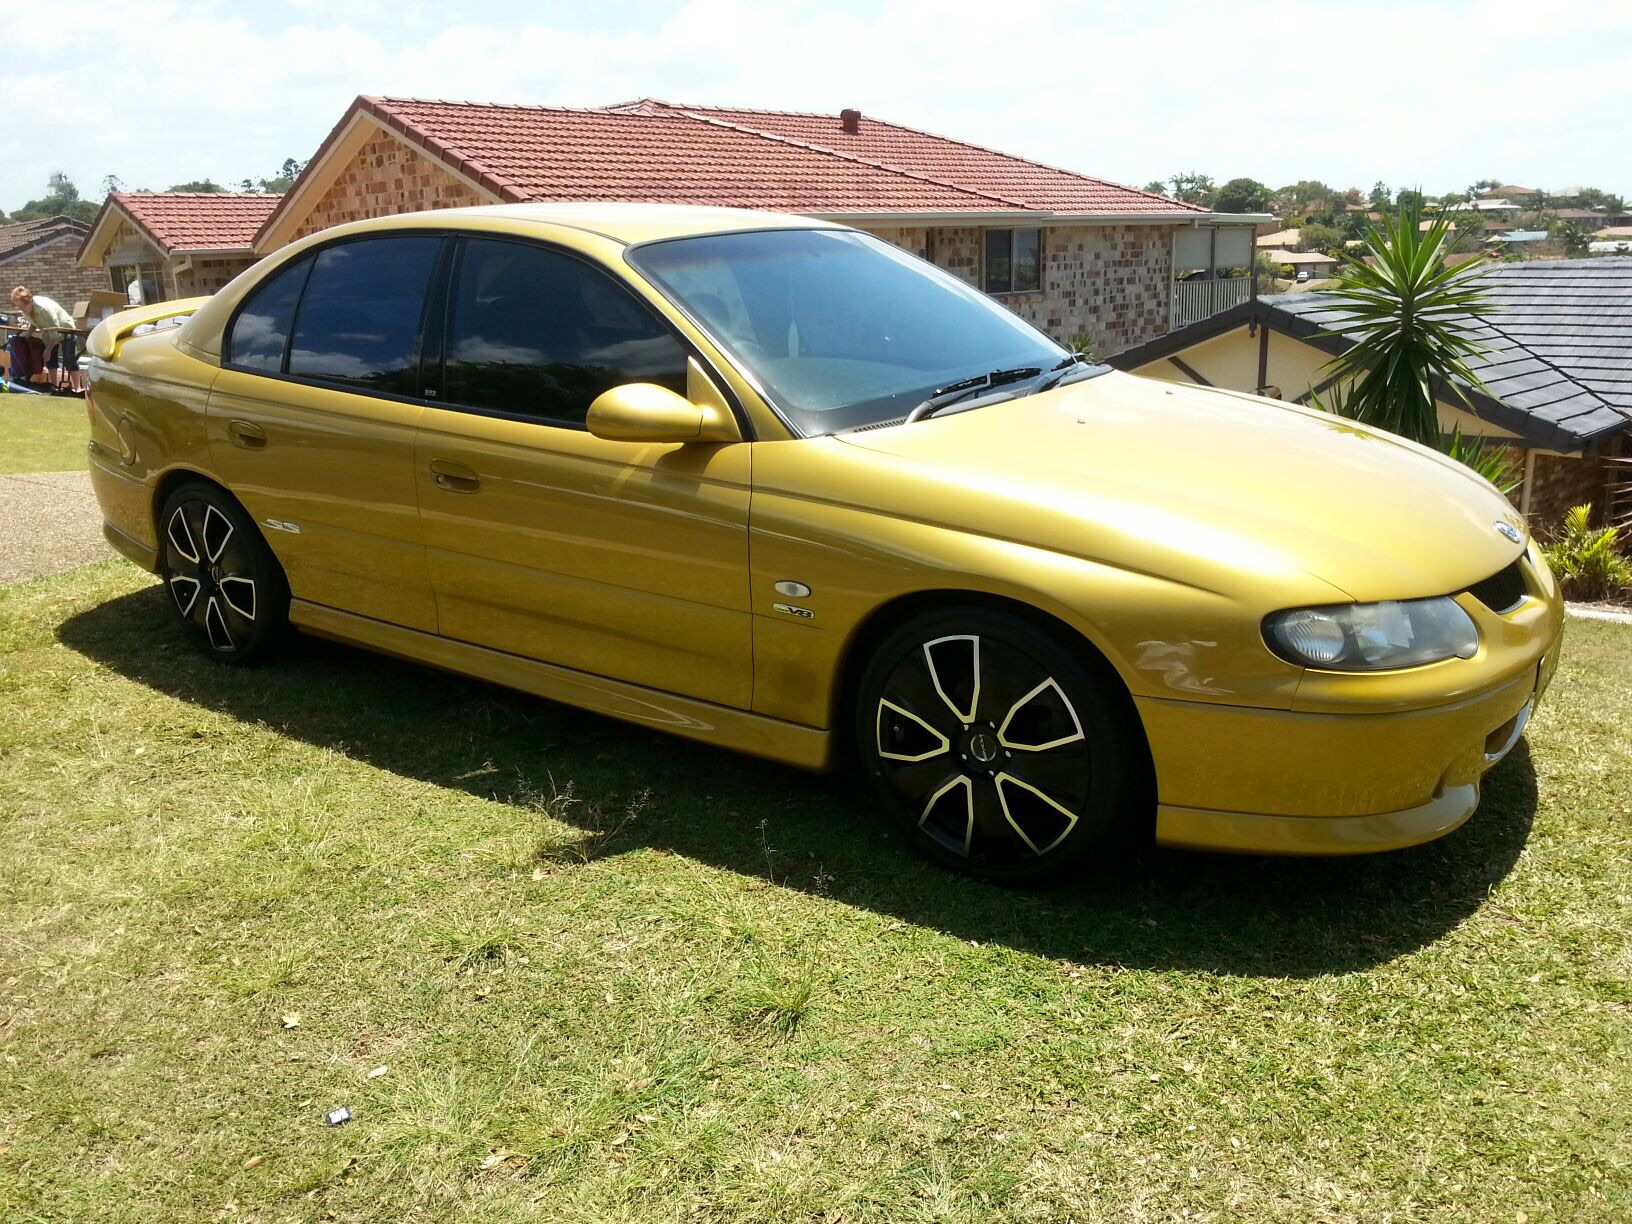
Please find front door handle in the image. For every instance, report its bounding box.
[228,419,267,449]
[429,458,481,493]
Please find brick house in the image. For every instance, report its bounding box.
[77,193,282,303]
[1107,258,1632,529]
[250,96,1265,359]
[0,217,106,310]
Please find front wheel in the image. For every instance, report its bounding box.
[855,607,1142,883]
[158,481,289,664]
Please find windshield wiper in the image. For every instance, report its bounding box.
[1029,352,1106,397]
[904,366,1043,424]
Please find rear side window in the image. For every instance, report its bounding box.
[287,236,441,395]
[225,256,311,372]
[441,237,687,425]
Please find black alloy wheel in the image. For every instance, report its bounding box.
[856,607,1139,883]
[158,481,289,664]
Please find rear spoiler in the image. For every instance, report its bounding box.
[85,297,210,361]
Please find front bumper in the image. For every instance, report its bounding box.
[1141,631,1560,856]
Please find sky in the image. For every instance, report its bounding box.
[6,0,1630,212]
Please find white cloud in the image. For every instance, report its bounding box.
[4,0,1629,210]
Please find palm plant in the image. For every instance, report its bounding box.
[1440,425,1522,494]
[1543,506,1632,602]
[1320,203,1493,447]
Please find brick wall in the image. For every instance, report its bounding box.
[292,132,489,240]
[173,256,258,297]
[860,223,1174,358]
[2,235,110,312]
[1527,451,1608,532]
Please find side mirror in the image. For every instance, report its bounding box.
[587,382,741,445]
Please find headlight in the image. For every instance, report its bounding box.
[1264,597,1479,671]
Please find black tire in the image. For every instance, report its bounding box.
[855,606,1142,884]
[157,480,289,665]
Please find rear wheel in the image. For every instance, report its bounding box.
[855,607,1140,883]
[158,481,289,664]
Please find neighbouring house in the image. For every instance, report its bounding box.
[1493,229,1550,246]
[1107,258,1632,528]
[247,95,1267,357]
[0,216,105,309]
[1256,227,1300,247]
[1482,185,1539,200]
[77,192,282,303]
[1447,199,1523,216]
[1549,207,1611,231]
[1260,249,1338,279]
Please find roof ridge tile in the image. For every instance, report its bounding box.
[664,101,1206,214]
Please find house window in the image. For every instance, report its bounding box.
[983,227,1041,294]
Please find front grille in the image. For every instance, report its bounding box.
[1467,560,1528,614]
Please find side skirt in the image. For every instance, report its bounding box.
[289,600,833,770]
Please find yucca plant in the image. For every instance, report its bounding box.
[1543,505,1632,602]
[1440,424,1522,494]
[1321,202,1493,446]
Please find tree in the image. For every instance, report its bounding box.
[1142,180,1168,197]
[1166,172,1216,206]
[100,174,125,197]
[238,158,307,195]
[1213,177,1270,214]
[1297,224,1344,254]
[1368,181,1391,212]
[1551,220,1589,257]
[6,172,98,223]
[1280,180,1334,215]
[1395,187,1426,213]
[166,179,227,193]
[1320,204,1493,447]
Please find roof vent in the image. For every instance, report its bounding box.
[840,108,861,134]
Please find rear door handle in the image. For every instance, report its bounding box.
[228,419,267,449]
[429,458,480,493]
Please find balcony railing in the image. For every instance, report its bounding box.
[1172,276,1253,329]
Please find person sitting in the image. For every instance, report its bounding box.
[10,285,84,394]
[5,322,46,389]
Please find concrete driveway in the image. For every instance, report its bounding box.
[0,470,113,585]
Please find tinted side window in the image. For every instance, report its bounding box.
[443,238,687,425]
[226,256,310,372]
[287,236,440,394]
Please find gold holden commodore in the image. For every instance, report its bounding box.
[84,203,1563,882]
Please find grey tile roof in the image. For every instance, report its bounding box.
[1263,257,1632,451]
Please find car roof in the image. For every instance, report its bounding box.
[374,201,849,246]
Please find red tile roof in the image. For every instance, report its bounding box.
[266,95,1203,246]
[110,192,281,253]
[607,99,1202,216]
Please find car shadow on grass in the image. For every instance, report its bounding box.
[59,586,1538,979]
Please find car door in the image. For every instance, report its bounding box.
[207,234,443,632]
[414,235,753,708]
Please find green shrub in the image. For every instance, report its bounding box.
[1544,505,1632,602]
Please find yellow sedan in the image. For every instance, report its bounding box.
[83,204,1563,882]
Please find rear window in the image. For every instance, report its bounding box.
[286,236,441,395]
[225,256,311,372]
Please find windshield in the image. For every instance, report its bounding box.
[627,228,1068,435]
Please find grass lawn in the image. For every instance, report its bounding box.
[0,391,89,474]
[2,563,1629,1222]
